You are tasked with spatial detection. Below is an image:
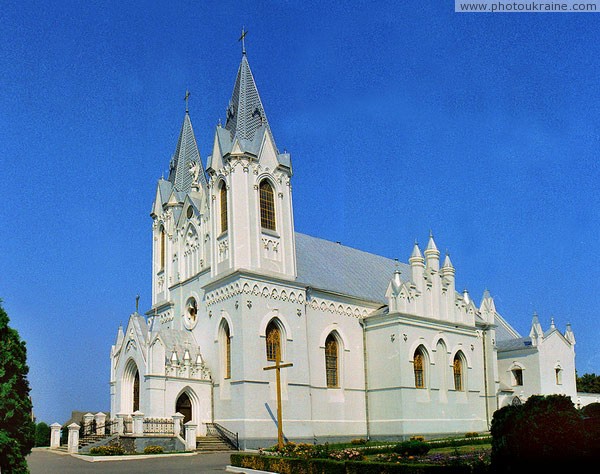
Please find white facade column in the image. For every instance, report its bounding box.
[67,423,80,454]
[132,411,144,435]
[50,423,61,449]
[184,421,197,451]
[94,412,106,435]
[172,412,184,437]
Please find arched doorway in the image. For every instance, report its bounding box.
[176,392,192,425]
[121,359,141,416]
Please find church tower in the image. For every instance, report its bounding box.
[150,107,209,310]
[206,50,296,280]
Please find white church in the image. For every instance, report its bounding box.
[109,48,578,449]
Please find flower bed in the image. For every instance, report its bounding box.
[231,441,491,473]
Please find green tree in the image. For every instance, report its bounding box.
[490,394,588,472]
[576,372,600,393]
[34,422,50,448]
[0,300,35,473]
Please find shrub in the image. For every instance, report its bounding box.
[581,402,600,419]
[393,440,430,456]
[89,444,125,455]
[464,432,479,438]
[491,394,586,471]
[351,438,367,445]
[230,453,345,474]
[409,435,425,442]
[143,445,164,454]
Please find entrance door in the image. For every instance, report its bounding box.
[176,393,192,437]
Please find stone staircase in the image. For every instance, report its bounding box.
[195,436,236,452]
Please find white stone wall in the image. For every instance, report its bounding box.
[365,313,488,437]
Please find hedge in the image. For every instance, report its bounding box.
[229,454,488,474]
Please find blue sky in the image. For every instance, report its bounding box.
[1,1,598,424]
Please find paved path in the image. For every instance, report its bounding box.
[27,448,233,473]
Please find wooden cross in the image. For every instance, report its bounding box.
[263,346,293,449]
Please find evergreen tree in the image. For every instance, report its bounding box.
[0,300,35,473]
[33,423,50,448]
[576,372,600,393]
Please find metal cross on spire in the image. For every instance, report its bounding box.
[238,27,248,55]
[184,89,191,113]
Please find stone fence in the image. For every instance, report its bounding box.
[49,411,198,454]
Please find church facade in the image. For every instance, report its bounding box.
[109,51,578,448]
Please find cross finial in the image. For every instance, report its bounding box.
[135,294,140,312]
[184,89,190,113]
[239,27,248,55]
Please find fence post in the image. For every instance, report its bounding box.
[172,412,184,437]
[67,423,80,453]
[50,423,61,449]
[132,411,144,435]
[83,413,94,433]
[116,414,125,435]
[94,412,106,435]
[184,421,197,451]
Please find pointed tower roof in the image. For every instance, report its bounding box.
[410,241,423,260]
[224,54,275,151]
[426,231,439,252]
[167,112,207,193]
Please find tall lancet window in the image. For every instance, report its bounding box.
[221,321,231,379]
[220,182,228,233]
[414,348,426,389]
[159,227,166,270]
[133,369,140,412]
[259,180,276,231]
[453,353,464,391]
[266,320,281,361]
[325,334,339,388]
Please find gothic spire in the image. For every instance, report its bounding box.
[168,111,207,193]
[224,53,275,149]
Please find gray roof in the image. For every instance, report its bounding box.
[496,336,535,353]
[494,313,522,341]
[225,54,275,149]
[168,113,208,192]
[157,178,173,206]
[295,232,410,304]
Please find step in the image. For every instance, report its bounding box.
[196,437,235,452]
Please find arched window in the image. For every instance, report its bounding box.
[325,334,339,388]
[266,320,281,361]
[133,369,140,412]
[453,353,464,391]
[220,182,228,233]
[223,322,231,379]
[555,366,562,385]
[259,180,276,231]
[512,367,523,386]
[414,347,426,388]
[159,227,166,270]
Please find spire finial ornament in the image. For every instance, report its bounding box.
[135,294,140,313]
[238,27,248,55]
[184,89,190,113]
